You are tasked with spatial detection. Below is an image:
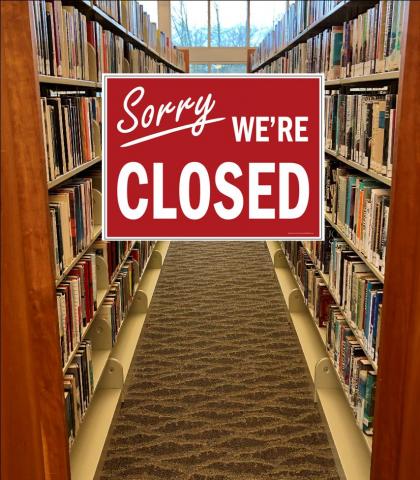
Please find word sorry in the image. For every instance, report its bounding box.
[117,162,309,220]
[117,87,224,147]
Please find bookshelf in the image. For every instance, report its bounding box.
[1,1,185,479]
[251,1,420,479]
[69,241,170,480]
[70,0,184,73]
[251,0,378,72]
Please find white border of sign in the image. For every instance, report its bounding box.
[102,73,325,241]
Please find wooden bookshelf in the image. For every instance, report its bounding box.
[251,0,378,72]
[325,149,392,186]
[1,2,186,480]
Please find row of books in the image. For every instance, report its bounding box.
[325,160,390,273]
[325,91,397,178]
[58,240,151,368]
[33,1,91,79]
[255,1,405,76]
[282,242,335,329]
[41,95,102,182]
[102,251,141,346]
[32,0,185,80]
[93,240,133,282]
[50,178,95,277]
[62,241,156,446]
[327,308,376,436]
[287,227,384,365]
[113,0,185,67]
[57,253,97,367]
[251,0,341,67]
[328,237,383,363]
[64,340,94,447]
[124,44,179,74]
[139,241,156,273]
[283,240,378,435]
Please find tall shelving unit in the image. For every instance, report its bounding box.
[250,1,419,480]
[1,2,185,479]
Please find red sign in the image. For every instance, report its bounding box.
[103,75,323,240]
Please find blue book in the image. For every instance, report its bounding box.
[370,290,383,359]
[364,280,382,342]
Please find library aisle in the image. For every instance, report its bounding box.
[99,242,338,480]
[3,1,420,480]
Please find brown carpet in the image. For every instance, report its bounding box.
[100,242,338,480]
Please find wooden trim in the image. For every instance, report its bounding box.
[179,49,190,73]
[247,48,256,73]
[371,2,420,479]
[0,2,70,479]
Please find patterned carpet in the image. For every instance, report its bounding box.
[100,242,338,480]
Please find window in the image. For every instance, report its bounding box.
[249,1,287,46]
[171,0,287,48]
[211,63,247,73]
[190,63,247,74]
[171,1,208,47]
[210,1,247,47]
[190,63,210,73]
[138,1,158,26]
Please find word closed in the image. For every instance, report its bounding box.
[104,75,323,240]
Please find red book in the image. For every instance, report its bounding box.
[318,287,335,328]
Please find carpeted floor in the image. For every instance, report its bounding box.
[100,242,339,480]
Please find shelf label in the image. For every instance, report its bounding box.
[103,74,323,240]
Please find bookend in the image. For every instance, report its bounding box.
[273,248,288,269]
[100,358,124,390]
[314,357,337,403]
[131,289,149,315]
[289,288,305,314]
[149,249,164,269]
[87,318,112,351]
[87,43,97,82]
[92,121,101,157]
[95,255,109,291]
[123,58,130,74]
[92,189,102,226]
